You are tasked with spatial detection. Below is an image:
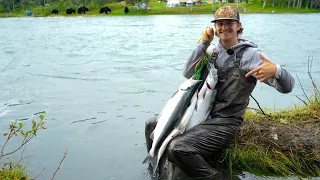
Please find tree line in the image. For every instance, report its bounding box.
[0,0,130,12]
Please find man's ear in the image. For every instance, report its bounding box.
[237,21,242,31]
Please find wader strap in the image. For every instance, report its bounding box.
[212,48,219,68]
[234,48,246,68]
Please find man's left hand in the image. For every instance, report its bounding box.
[245,53,277,82]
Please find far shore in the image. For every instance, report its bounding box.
[1,3,319,18]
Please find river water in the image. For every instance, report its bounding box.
[0,13,320,180]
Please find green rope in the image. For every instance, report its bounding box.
[194,50,212,80]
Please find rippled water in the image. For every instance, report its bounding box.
[0,14,320,180]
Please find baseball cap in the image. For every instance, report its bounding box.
[211,5,240,23]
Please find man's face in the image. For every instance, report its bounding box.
[214,20,241,41]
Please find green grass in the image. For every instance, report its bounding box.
[221,94,320,178]
[0,164,28,180]
[224,144,320,177]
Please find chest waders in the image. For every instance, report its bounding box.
[144,47,257,180]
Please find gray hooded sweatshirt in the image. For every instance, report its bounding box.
[183,39,295,93]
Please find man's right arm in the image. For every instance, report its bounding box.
[183,39,211,79]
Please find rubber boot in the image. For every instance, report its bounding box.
[144,116,157,152]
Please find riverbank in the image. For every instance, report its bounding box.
[0,1,319,18]
[222,89,320,177]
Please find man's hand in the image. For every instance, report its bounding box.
[202,27,214,43]
[245,53,277,82]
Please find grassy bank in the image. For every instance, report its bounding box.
[221,92,320,178]
[0,1,319,18]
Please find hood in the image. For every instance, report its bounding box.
[216,38,258,55]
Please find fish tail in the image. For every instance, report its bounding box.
[142,154,151,164]
[143,153,158,174]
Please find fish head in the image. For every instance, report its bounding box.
[179,78,202,91]
[205,65,218,87]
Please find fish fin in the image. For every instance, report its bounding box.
[143,153,157,171]
[170,90,179,98]
[142,154,151,164]
[194,100,198,111]
[194,91,199,112]
[203,88,207,99]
